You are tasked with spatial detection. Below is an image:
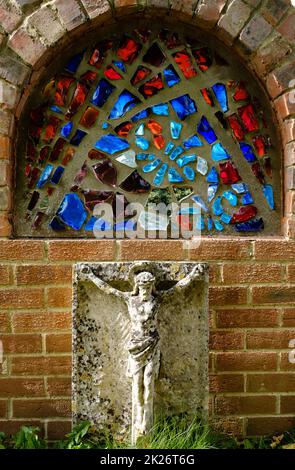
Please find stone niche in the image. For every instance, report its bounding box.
[72,261,209,442]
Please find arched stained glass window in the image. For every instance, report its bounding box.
[14,21,281,238]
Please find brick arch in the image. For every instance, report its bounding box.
[0,0,294,238]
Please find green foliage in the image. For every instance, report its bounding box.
[12,426,46,449]
[57,421,96,449]
[0,432,6,449]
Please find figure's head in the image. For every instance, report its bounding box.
[134,271,155,297]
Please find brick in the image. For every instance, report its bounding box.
[0,378,45,397]
[0,54,30,86]
[28,6,65,45]
[281,395,295,414]
[278,12,295,41]
[0,187,12,211]
[0,0,22,33]
[285,217,295,239]
[247,417,295,436]
[209,286,248,306]
[254,240,295,260]
[13,399,71,418]
[54,0,86,31]
[47,287,72,308]
[12,356,72,375]
[0,79,20,109]
[195,0,227,27]
[285,191,295,215]
[12,312,71,333]
[80,0,111,19]
[189,239,251,260]
[119,240,185,261]
[0,265,11,285]
[216,352,277,371]
[284,142,295,168]
[282,118,295,145]
[0,136,11,159]
[280,352,295,371]
[275,92,295,120]
[252,286,295,304]
[47,420,71,440]
[251,34,292,77]
[0,400,7,418]
[246,330,295,349]
[209,264,221,284]
[16,265,72,285]
[218,0,251,42]
[46,377,71,397]
[215,395,276,415]
[210,417,244,436]
[216,308,279,328]
[46,334,72,353]
[0,109,14,135]
[0,240,44,260]
[0,312,9,333]
[0,214,12,237]
[247,373,295,392]
[261,0,290,26]
[210,331,244,350]
[48,240,115,261]
[209,374,244,393]
[0,420,43,437]
[287,264,295,282]
[0,334,42,353]
[243,0,261,6]
[266,61,295,99]
[166,0,195,15]
[0,288,44,309]
[239,14,272,52]
[0,161,11,185]
[8,27,47,66]
[222,263,282,284]
[282,308,295,326]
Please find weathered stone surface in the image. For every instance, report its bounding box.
[239,14,272,51]
[54,0,87,31]
[0,79,20,109]
[261,0,290,26]
[251,33,292,76]
[195,0,227,27]
[0,0,23,33]
[0,54,30,86]
[27,5,65,45]
[8,27,47,66]
[80,0,111,19]
[0,109,14,135]
[73,262,209,441]
[266,60,295,99]
[277,12,295,41]
[218,0,251,42]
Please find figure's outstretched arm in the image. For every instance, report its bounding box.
[79,265,127,300]
[159,265,205,298]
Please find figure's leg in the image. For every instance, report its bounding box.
[133,370,144,439]
[142,361,155,434]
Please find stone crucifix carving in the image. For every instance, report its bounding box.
[79,261,205,444]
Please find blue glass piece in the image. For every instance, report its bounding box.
[208,183,218,202]
[163,65,180,87]
[60,121,73,138]
[177,154,197,167]
[95,133,129,155]
[153,163,168,186]
[51,166,64,185]
[109,90,141,120]
[213,219,224,231]
[242,192,254,205]
[70,129,87,146]
[207,217,213,231]
[223,190,238,206]
[191,195,209,213]
[263,184,274,209]
[37,164,53,189]
[196,215,205,231]
[49,216,66,231]
[56,193,87,230]
[170,146,184,161]
[183,134,203,148]
[142,158,161,173]
[131,108,150,122]
[168,167,184,183]
[102,122,109,129]
[183,166,195,181]
[197,116,217,144]
[164,141,174,155]
[112,60,126,73]
[212,196,223,216]
[135,136,149,150]
[136,153,149,161]
[170,94,197,121]
[50,105,63,114]
[179,207,200,215]
[231,183,248,194]
[211,142,231,161]
[206,167,219,183]
[85,216,97,231]
[151,103,169,116]
[91,79,115,107]
[135,123,145,136]
[170,121,182,139]
[212,83,228,113]
[220,212,232,224]
[234,217,264,232]
[65,51,84,73]
[148,154,155,161]
[239,142,257,162]
[114,219,136,231]
[197,157,208,175]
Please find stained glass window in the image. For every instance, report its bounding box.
[15,24,281,237]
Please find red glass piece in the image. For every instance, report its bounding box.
[139,74,164,99]
[30,104,47,126]
[49,138,66,162]
[92,158,117,187]
[172,50,197,79]
[38,146,51,164]
[231,205,258,224]
[66,82,88,119]
[55,76,74,106]
[26,140,37,162]
[62,146,75,165]
[83,190,114,211]
[80,106,99,128]
[32,212,45,229]
[201,88,214,106]
[25,163,32,178]
[80,70,97,87]
[227,114,245,141]
[47,187,55,196]
[133,29,151,43]
[176,214,192,231]
[219,161,241,184]
[117,37,141,64]
[147,120,162,135]
[252,135,266,157]
[153,134,165,150]
[104,66,123,80]
[88,149,108,160]
[159,30,182,49]
[192,47,212,72]
[27,191,40,211]
[28,167,40,189]
[29,125,42,145]
[251,161,265,184]
[263,156,272,178]
[119,170,151,193]
[238,103,259,133]
[43,116,61,143]
[233,81,249,102]
[114,121,133,137]
[131,66,151,86]
[88,41,113,68]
